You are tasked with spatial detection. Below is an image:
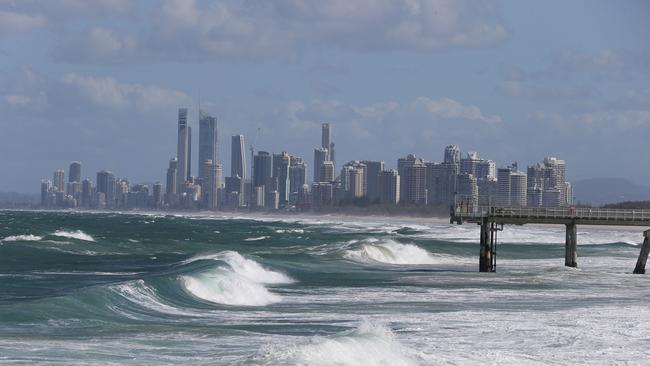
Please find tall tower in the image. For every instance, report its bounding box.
[53,170,65,192]
[313,147,328,183]
[68,162,81,183]
[231,135,246,179]
[322,123,331,157]
[176,108,190,192]
[198,110,218,182]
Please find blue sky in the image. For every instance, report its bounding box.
[1,0,649,192]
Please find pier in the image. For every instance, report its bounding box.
[450,206,650,273]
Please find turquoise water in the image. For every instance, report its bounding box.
[1,210,649,365]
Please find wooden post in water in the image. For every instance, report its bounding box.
[565,222,577,268]
[479,218,492,272]
[633,230,650,274]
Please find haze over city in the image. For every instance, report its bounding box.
[1,0,650,194]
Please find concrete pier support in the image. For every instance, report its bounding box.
[479,219,493,272]
[565,222,577,268]
[633,230,650,274]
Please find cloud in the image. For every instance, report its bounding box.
[0,10,46,33]
[411,97,501,123]
[62,73,191,112]
[48,0,508,63]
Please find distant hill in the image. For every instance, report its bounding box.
[573,178,650,206]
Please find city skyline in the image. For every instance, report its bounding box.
[1,1,650,193]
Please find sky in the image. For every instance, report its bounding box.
[1,0,649,193]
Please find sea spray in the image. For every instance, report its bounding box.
[180,251,293,306]
[52,230,95,242]
[343,239,443,265]
[265,321,421,366]
[1,234,43,242]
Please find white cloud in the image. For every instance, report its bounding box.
[411,97,501,123]
[62,73,191,112]
[3,94,31,106]
[0,10,46,33]
[48,0,508,63]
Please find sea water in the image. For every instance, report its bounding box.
[0,210,649,365]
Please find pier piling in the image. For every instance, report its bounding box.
[565,222,577,268]
[633,230,650,274]
[479,219,492,272]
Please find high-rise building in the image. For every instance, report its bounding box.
[53,170,65,192]
[320,161,335,183]
[96,170,115,208]
[203,159,220,209]
[41,180,52,207]
[526,157,569,207]
[496,165,514,206]
[272,152,290,206]
[398,155,427,204]
[444,145,461,165]
[289,156,307,201]
[342,161,367,199]
[313,147,328,183]
[361,160,384,203]
[378,170,400,204]
[510,171,527,207]
[426,161,458,206]
[457,173,478,211]
[311,182,334,209]
[68,162,81,183]
[322,123,331,154]
[81,179,93,208]
[176,108,191,192]
[198,110,218,182]
[253,151,272,189]
[231,135,246,180]
[165,158,178,205]
[152,183,163,208]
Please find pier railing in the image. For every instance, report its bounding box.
[453,206,650,222]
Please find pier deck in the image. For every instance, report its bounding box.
[450,206,650,273]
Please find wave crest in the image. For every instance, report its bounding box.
[180,251,293,306]
[53,230,95,242]
[269,322,420,366]
[343,239,440,265]
[1,234,43,242]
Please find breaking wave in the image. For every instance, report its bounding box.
[52,230,95,242]
[269,322,421,366]
[180,251,293,306]
[1,234,43,242]
[343,239,442,265]
[244,236,269,241]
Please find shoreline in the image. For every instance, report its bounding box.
[2,208,648,233]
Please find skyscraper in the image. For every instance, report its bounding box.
[166,158,178,197]
[253,151,272,189]
[444,145,461,165]
[81,179,93,208]
[41,180,52,206]
[273,152,290,206]
[510,171,527,207]
[496,166,512,206]
[176,108,190,192]
[198,110,218,182]
[68,162,81,183]
[96,170,115,208]
[231,135,246,179]
[53,170,65,192]
[361,160,384,203]
[398,155,426,204]
[313,147,328,183]
[289,156,307,200]
[378,170,400,204]
[203,159,220,209]
[322,123,331,158]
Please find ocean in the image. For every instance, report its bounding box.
[1,210,649,365]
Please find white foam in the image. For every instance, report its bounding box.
[343,239,444,265]
[1,234,43,242]
[180,251,293,306]
[52,230,95,242]
[278,322,420,366]
[274,228,305,234]
[113,280,197,317]
[244,236,269,241]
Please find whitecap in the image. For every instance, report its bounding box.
[180,251,293,306]
[343,239,444,265]
[270,322,421,366]
[1,234,43,242]
[244,236,269,241]
[52,230,95,242]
